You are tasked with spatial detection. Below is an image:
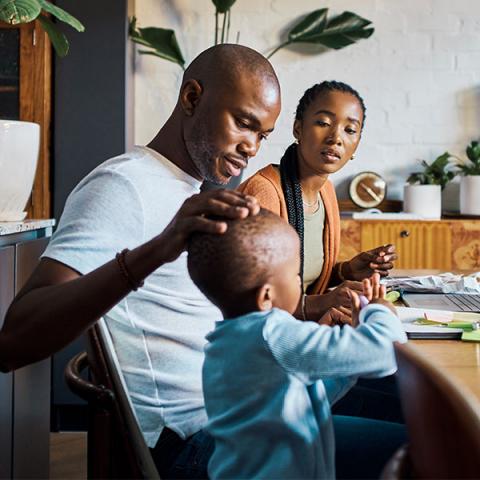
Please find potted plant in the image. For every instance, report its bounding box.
[455,141,480,216]
[404,152,455,219]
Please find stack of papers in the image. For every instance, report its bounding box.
[384,272,480,294]
[397,306,480,339]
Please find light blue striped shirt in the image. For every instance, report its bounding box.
[203,304,407,479]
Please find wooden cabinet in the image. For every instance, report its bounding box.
[0,21,52,219]
[0,230,52,479]
[339,219,480,270]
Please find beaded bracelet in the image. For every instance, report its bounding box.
[116,248,144,291]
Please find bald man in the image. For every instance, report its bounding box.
[1,44,281,477]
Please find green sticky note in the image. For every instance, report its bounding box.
[462,330,480,342]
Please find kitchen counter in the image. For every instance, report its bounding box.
[0,219,55,248]
[0,219,55,236]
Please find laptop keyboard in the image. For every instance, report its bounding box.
[446,294,480,312]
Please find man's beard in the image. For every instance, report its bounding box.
[186,131,229,185]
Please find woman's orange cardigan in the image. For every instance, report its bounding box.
[238,164,341,294]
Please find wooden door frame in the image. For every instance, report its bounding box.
[0,20,52,219]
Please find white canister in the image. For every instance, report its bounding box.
[460,176,480,216]
[0,120,40,221]
[403,184,442,219]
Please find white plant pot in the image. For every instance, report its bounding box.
[403,184,442,219]
[460,176,480,216]
[0,120,40,221]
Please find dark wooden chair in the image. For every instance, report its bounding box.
[65,319,160,479]
[382,342,480,479]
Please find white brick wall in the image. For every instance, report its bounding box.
[133,0,480,203]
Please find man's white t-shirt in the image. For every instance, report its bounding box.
[43,146,221,447]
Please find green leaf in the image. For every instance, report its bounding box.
[38,0,84,32]
[0,0,41,24]
[38,14,69,57]
[288,8,328,41]
[466,140,480,164]
[211,0,236,14]
[287,9,374,50]
[409,152,455,189]
[129,21,185,68]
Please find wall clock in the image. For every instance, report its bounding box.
[349,171,387,208]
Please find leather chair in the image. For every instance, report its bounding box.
[65,319,160,479]
[382,342,480,479]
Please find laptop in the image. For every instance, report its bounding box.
[402,293,480,313]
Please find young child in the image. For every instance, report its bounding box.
[187,209,407,479]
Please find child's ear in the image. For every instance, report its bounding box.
[256,284,273,311]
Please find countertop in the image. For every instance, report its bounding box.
[0,219,55,236]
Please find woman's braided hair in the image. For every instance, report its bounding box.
[279,81,366,288]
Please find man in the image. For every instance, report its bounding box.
[1,44,281,478]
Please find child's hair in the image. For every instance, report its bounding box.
[187,209,298,312]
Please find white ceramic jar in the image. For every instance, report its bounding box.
[460,176,480,216]
[403,184,442,219]
[0,120,40,221]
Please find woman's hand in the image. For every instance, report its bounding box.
[304,280,363,320]
[342,244,397,281]
[317,307,355,327]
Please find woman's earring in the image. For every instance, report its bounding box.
[350,153,356,160]
[295,139,299,145]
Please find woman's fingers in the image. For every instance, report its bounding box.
[322,307,353,327]
[341,280,363,292]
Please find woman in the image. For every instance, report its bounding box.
[239,80,397,321]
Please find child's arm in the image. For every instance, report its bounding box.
[264,303,406,384]
[264,273,406,384]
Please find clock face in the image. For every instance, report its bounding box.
[349,172,387,208]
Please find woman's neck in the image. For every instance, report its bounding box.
[296,151,328,200]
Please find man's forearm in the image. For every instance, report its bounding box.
[0,236,166,372]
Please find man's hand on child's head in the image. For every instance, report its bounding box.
[156,190,259,263]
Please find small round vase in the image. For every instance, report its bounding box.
[460,176,480,216]
[0,120,40,221]
[403,184,442,219]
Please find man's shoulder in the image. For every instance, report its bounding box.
[75,147,199,198]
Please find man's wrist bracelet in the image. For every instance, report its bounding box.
[116,248,144,291]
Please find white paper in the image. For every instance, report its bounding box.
[396,306,480,337]
[384,272,480,294]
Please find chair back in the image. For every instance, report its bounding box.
[394,342,480,479]
[65,319,160,479]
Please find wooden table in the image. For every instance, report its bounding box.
[393,269,480,402]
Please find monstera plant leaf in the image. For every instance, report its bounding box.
[37,14,68,56]
[0,0,84,57]
[0,0,41,24]
[211,0,236,14]
[268,8,374,58]
[129,17,185,69]
[38,0,84,32]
